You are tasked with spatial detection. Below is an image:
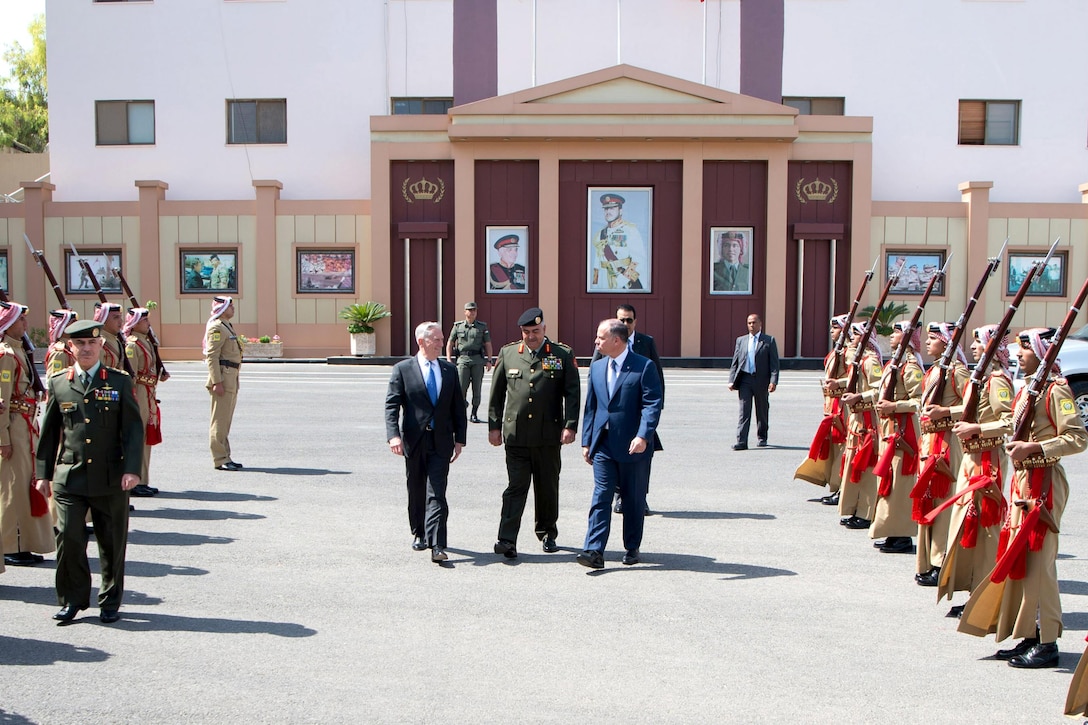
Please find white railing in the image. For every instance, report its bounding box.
[1,171,51,202]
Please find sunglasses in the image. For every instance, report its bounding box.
[618,318,635,324]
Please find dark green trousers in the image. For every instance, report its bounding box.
[497,445,561,544]
[456,355,485,412]
[54,490,130,610]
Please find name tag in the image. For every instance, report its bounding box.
[60,402,77,413]
[507,369,522,378]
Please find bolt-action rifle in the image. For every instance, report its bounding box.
[113,266,168,378]
[844,259,905,395]
[68,242,136,377]
[23,233,71,310]
[0,287,44,395]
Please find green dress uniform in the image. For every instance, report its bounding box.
[488,337,580,545]
[36,362,144,613]
[204,317,243,467]
[449,319,491,416]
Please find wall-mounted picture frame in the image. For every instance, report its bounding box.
[1007,250,1067,297]
[485,226,528,294]
[709,227,755,295]
[66,249,122,295]
[180,250,238,293]
[298,250,355,293]
[587,186,652,293]
[884,250,945,296]
[0,250,8,295]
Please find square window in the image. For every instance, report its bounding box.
[959,100,1020,145]
[227,99,287,144]
[95,101,155,145]
[391,97,453,115]
[781,97,844,116]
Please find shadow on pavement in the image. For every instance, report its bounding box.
[80,612,317,637]
[230,467,351,476]
[0,636,109,666]
[582,551,796,579]
[127,530,234,547]
[655,510,776,521]
[0,707,37,724]
[1060,580,1088,596]
[132,508,266,522]
[124,560,209,578]
[156,490,278,503]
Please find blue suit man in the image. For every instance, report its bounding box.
[577,319,663,569]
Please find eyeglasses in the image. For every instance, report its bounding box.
[618,318,635,324]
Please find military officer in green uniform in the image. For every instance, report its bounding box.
[446,301,494,423]
[35,320,144,624]
[489,307,581,558]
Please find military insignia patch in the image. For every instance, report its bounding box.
[210,331,221,342]
[0,370,10,382]
[909,369,923,383]
[1060,399,1075,415]
[998,389,1011,401]
[126,346,135,358]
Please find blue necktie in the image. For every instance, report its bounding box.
[747,335,757,373]
[608,359,618,397]
[426,362,438,405]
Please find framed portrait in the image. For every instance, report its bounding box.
[66,249,122,295]
[298,250,355,293]
[485,226,529,294]
[0,250,7,294]
[180,250,239,294]
[709,227,755,295]
[1007,250,1067,297]
[587,186,652,293]
[884,250,945,296]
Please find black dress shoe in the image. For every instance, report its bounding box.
[469,415,482,424]
[995,636,1039,660]
[622,549,640,565]
[542,536,558,553]
[493,540,517,559]
[576,550,604,569]
[53,604,87,622]
[843,516,871,530]
[915,567,940,587]
[880,537,914,554]
[946,605,965,618]
[732,443,748,451]
[4,552,44,566]
[820,492,840,506]
[228,461,244,469]
[215,462,242,471]
[872,539,886,548]
[757,440,768,448]
[147,486,160,494]
[1008,641,1059,669]
[613,499,624,514]
[411,536,427,551]
[431,548,448,563]
[130,484,156,497]
[643,505,653,517]
[99,609,121,624]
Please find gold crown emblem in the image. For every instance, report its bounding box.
[795,177,839,204]
[402,176,446,204]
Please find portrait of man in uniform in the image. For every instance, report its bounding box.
[486,226,529,293]
[710,228,753,295]
[587,187,652,293]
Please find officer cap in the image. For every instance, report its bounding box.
[65,320,104,339]
[600,194,625,207]
[464,301,478,310]
[494,234,520,250]
[517,307,544,327]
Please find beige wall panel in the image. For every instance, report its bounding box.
[883,216,906,243]
[1027,218,1053,245]
[948,217,967,246]
[357,215,372,299]
[276,240,295,323]
[198,215,219,243]
[315,297,337,323]
[160,216,179,247]
[870,217,885,245]
[926,217,949,245]
[276,215,295,245]
[179,298,203,325]
[238,216,256,245]
[178,216,198,243]
[44,216,62,246]
[295,215,315,244]
[904,216,927,243]
[82,217,103,245]
[102,216,122,243]
[218,215,239,244]
[1048,218,1072,246]
[295,298,317,324]
[121,216,139,245]
[335,214,356,243]
[158,217,180,325]
[63,217,83,244]
[1048,301,1069,325]
[314,215,335,243]
[0,219,8,245]
[926,301,949,321]
[1005,218,1028,242]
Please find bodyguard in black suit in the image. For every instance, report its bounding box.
[36,320,145,624]
[385,322,467,563]
[728,314,780,450]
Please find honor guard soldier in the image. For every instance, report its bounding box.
[36,319,144,624]
[489,307,580,558]
[93,302,126,369]
[488,234,526,291]
[124,308,166,497]
[446,301,494,423]
[45,309,78,378]
[204,296,244,471]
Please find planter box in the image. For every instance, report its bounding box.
[243,342,284,359]
[350,332,376,356]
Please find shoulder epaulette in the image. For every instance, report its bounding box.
[501,340,521,350]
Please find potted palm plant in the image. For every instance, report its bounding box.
[339,302,392,356]
[857,301,910,357]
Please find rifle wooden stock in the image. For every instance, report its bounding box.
[831,262,877,365]
[24,236,70,310]
[113,267,168,377]
[0,289,45,395]
[846,264,902,394]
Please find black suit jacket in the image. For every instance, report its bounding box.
[592,331,664,406]
[729,332,780,386]
[385,357,467,458]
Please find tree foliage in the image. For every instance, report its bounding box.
[0,14,48,152]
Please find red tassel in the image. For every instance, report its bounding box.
[1009,550,1027,580]
[961,509,979,549]
[849,432,874,483]
[900,416,919,475]
[808,416,834,460]
[997,526,1011,556]
[874,436,896,496]
[29,482,49,517]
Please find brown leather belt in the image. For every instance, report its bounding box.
[1014,455,1060,470]
[851,401,874,412]
[9,399,36,416]
[921,418,955,434]
[826,388,844,399]
[136,374,158,386]
[219,360,241,369]
[962,436,1003,453]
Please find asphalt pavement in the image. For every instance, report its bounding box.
[2,362,1088,724]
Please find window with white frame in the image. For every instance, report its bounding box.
[95,100,155,145]
[227,99,287,144]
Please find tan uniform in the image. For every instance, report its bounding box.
[939,369,1013,600]
[99,331,125,370]
[915,360,969,574]
[204,318,243,466]
[795,345,854,491]
[45,341,75,379]
[837,349,883,521]
[870,352,923,539]
[126,332,162,484]
[0,336,54,556]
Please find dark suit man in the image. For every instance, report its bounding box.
[577,319,662,569]
[591,303,664,514]
[728,313,780,450]
[35,320,145,624]
[489,307,580,559]
[385,322,467,563]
